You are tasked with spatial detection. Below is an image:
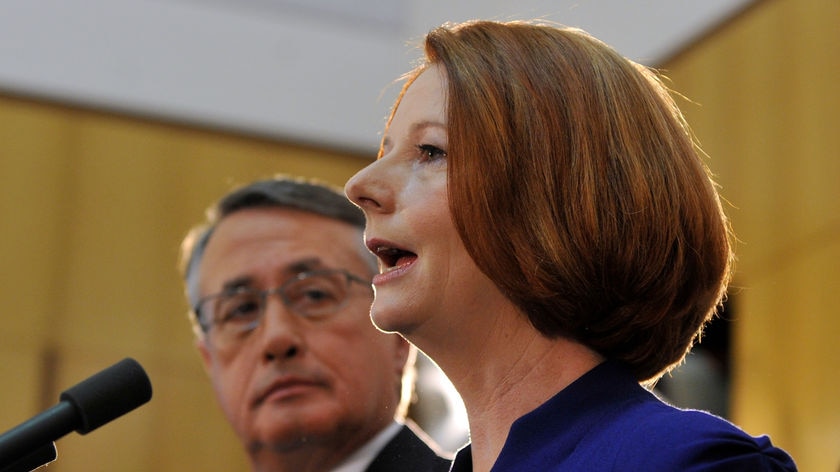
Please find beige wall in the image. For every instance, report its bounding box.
[1,0,837,469]
[0,95,370,471]
[663,0,839,470]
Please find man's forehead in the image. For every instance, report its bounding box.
[199,210,371,287]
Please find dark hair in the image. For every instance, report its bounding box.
[179,175,367,312]
[385,20,733,382]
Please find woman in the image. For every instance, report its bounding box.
[345,20,796,471]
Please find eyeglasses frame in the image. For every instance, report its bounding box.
[193,268,372,337]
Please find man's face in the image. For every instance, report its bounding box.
[195,207,408,455]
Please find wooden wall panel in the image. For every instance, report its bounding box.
[0,95,370,471]
[2,0,837,469]
[663,0,840,469]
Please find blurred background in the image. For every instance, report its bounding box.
[0,0,837,470]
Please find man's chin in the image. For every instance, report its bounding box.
[248,409,339,451]
[247,426,330,454]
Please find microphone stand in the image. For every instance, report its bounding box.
[0,442,56,472]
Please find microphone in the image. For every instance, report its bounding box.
[0,358,153,467]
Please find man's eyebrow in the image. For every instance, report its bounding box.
[284,258,329,277]
[218,258,325,293]
[221,276,254,292]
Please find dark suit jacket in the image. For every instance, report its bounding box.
[365,421,453,472]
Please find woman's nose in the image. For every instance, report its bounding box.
[345,159,393,214]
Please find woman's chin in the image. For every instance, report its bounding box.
[370,304,421,336]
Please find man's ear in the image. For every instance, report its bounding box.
[393,334,412,376]
[393,335,419,419]
[196,337,213,376]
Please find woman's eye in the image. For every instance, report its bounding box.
[417,144,447,162]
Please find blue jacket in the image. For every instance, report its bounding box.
[450,361,796,471]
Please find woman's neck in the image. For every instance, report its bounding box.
[420,312,603,471]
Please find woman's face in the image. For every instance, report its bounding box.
[345,65,504,348]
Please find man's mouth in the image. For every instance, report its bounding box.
[253,376,323,407]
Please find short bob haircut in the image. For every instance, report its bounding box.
[384,20,734,382]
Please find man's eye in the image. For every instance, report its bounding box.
[417,144,447,161]
[219,297,261,323]
[302,288,337,303]
[286,282,343,315]
[290,287,340,308]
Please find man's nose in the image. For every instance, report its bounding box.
[259,296,304,362]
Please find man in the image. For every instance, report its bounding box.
[179,175,452,472]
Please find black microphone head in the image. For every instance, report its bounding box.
[58,358,153,434]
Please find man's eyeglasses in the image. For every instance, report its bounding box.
[194,269,372,346]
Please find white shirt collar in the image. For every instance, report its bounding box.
[329,420,404,472]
